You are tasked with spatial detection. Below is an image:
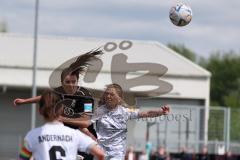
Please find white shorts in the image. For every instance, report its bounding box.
[105,156,125,160]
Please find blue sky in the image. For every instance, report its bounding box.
[0,0,240,57]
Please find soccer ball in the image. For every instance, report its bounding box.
[169,3,192,26]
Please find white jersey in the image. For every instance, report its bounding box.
[24,121,96,160]
[95,105,139,159]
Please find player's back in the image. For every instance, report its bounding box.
[25,121,95,160]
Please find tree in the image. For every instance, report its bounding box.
[167,43,196,62]
[0,20,7,32]
[167,43,240,140]
[201,51,240,106]
[167,43,240,107]
[201,51,240,141]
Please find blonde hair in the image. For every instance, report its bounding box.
[98,83,127,107]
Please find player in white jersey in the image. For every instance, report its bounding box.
[95,104,138,159]
[63,84,170,160]
[19,90,104,160]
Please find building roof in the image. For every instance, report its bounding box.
[0,33,211,92]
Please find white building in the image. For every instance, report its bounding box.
[0,33,211,158]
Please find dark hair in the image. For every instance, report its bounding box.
[39,89,63,121]
[60,68,80,83]
[60,49,104,83]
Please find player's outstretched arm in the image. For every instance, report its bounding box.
[138,105,170,118]
[89,144,105,160]
[59,116,91,128]
[13,96,42,106]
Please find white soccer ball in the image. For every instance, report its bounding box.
[169,3,192,26]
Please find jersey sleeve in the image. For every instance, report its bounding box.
[124,107,139,120]
[19,132,33,160]
[19,140,32,160]
[75,130,97,153]
[91,105,107,122]
[24,131,34,152]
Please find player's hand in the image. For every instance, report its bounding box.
[13,98,26,106]
[161,105,170,115]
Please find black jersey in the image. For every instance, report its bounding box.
[54,86,97,137]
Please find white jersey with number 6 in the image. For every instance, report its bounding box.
[24,121,96,160]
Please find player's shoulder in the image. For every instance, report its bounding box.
[76,87,92,97]
[97,104,108,112]
[98,104,105,109]
[47,123,80,137]
[118,105,128,111]
[53,86,65,94]
[66,127,90,140]
[118,105,138,113]
[64,125,80,133]
[55,123,78,132]
[25,126,42,138]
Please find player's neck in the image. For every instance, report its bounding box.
[106,104,118,111]
[45,120,62,124]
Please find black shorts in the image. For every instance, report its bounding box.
[78,151,94,160]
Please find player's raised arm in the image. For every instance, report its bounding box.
[138,105,170,118]
[13,96,42,106]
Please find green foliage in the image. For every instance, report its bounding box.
[167,43,240,141]
[224,91,240,108]
[167,43,196,62]
[208,109,224,140]
[167,44,240,107]
[231,109,240,141]
[203,51,240,106]
[200,51,240,141]
[0,20,7,32]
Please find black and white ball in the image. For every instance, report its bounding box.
[169,3,192,27]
